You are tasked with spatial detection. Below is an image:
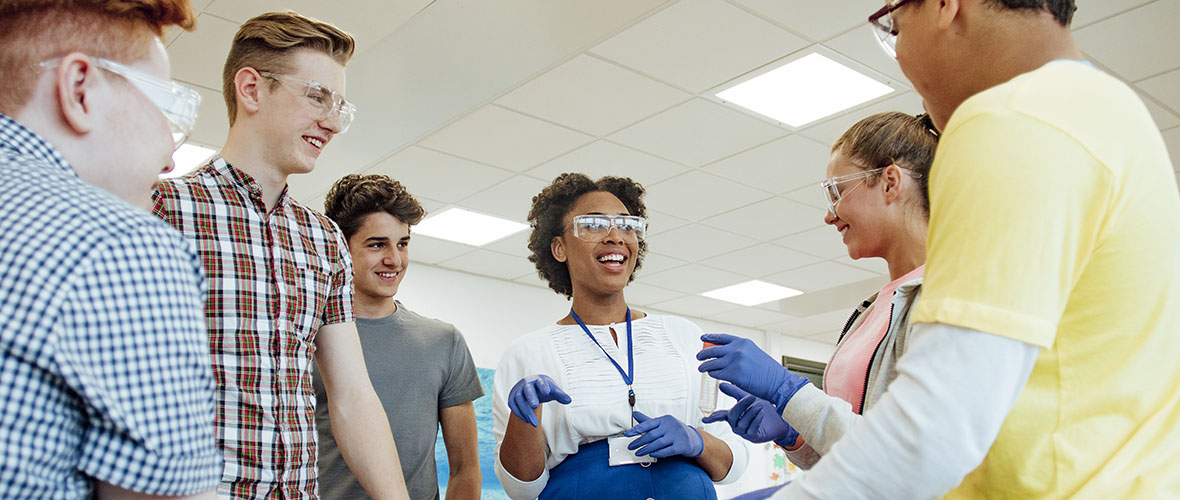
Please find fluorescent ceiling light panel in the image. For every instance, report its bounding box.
[414,208,529,246]
[716,53,894,127]
[165,143,216,178]
[702,280,803,307]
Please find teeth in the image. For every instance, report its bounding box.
[597,254,625,263]
[378,272,398,278]
[305,137,324,148]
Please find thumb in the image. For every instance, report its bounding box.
[551,385,572,405]
[719,382,751,400]
[701,409,729,423]
[631,410,651,423]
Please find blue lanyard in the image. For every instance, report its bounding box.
[571,308,636,408]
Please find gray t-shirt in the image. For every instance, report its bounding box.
[314,301,484,500]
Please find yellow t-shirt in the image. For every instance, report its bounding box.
[911,61,1180,499]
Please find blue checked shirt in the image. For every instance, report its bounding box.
[0,114,221,498]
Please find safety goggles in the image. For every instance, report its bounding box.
[260,71,356,133]
[820,167,886,214]
[868,0,913,58]
[39,57,201,150]
[569,214,647,243]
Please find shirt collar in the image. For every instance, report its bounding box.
[0,113,75,177]
[207,155,291,209]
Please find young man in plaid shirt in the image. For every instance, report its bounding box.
[153,11,409,500]
[0,1,219,498]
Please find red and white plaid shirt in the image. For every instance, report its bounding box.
[154,157,354,499]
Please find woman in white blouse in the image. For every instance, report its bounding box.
[492,173,748,500]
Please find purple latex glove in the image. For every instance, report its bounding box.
[624,411,705,458]
[507,374,571,427]
[703,383,799,448]
[697,333,810,411]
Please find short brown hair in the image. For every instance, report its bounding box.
[527,173,649,298]
[324,174,426,241]
[0,0,196,115]
[222,11,355,125]
[831,111,940,215]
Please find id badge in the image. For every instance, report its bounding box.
[606,435,657,466]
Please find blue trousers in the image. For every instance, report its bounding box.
[539,439,718,500]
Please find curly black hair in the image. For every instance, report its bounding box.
[527,173,648,298]
[324,174,425,241]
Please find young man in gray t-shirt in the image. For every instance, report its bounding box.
[315,174,484,500]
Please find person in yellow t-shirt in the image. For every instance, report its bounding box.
[699,1,1180,499]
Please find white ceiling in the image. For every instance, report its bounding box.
[168,0,1180,344]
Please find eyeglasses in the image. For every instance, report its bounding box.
[569,214,647,243]
[260,72,356,133]
[868,0,914,58]
[39,57,201,150]
[820,167,886,214]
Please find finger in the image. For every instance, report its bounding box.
[719,382,751,400]
[701,409,729,423]
[632,411,651,423]
[626,426,661,448]
[635,436,672,457]
[534,376,551,399]
[551,385,572,405]
[726,394,756,425]
[700,333,737,345]
[624,416,658,437]
[522,382,539,408]
[696,358,725,374]
[736,401,762,434]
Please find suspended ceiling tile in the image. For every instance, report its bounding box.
[1071,0,1157,28]
[798,91,923,147]
[408,235,477,265]
[644,209,692,237]
[642,263,746,294]
[644,224,758,262]
[733,0,883,42]
[528,141,690,187]
[838,255,890,276]
[168,13,239,91]
[820,25,912,89]
[456,175,547,221]
[439,249,537,281]
[708,243,824,278]
[782,184,829,211]
[703,135,831,195]
[483,231,532,259]
[590,0,809,93]
[701,197,825,241]
[763,308,852,338]
[648,294,744,318]
[625,283,686,307]
[773,226,848,259]
[645,170,772,222]
[188,86,229,149]
[496,54,691,137]
[1074,0,1180,82]
[1162,127,1180,169]
[1138,68,1180,115]
[420,105,593,171]
[203,0,429,55]
[364,146,513,203]
[636,252,689,277]
[711,307,797,330]
[611,99,789,167]
[765,261,877,293]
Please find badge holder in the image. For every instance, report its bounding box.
[607,435,657,466]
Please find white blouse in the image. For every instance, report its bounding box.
[492,313,749,500]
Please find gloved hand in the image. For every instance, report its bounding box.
[702,383,800,448]
[697,333,810,411]
[624,411,705,458]
[507,374,571,427]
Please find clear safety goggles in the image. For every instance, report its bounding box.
[868,0,913,58]
[820,167,886,214]
[39,56,201,150]
[570,214,647,243]
[260,71,356,134]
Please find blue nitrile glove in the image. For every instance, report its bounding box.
[702,383,800,448]
[507,374,571,427]
[730,483,790,499]
[624,411,705,458]
[697,333,810,411]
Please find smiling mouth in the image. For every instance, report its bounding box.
[304,136,324,149]
[377,271,399,279]
[597,253,627,269]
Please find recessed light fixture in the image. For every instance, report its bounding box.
[702,280,803,307]
[716,52,894,128]
[165,143,217,178]
[414,208,529,246]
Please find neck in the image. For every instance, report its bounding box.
[564,290,629,325]
[219,127,288,211]
[354,294,398,319]
[883,215,927,281]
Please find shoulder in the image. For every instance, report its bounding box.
[399,305,463,339]
[498,323,562,367]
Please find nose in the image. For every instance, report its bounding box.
[384,248,403,268]
[824,208,838,226]
[319,110,343,134]
[602,225,626,244]
[160,156,176,175]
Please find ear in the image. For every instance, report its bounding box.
[551,235,567,263]
[937,0,960,30]
[54,53,97,137]
[881,164,905,205]
[234,67,264,117]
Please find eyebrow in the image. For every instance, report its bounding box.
[364,237,390,244]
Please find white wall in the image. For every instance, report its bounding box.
[396,263,834,369]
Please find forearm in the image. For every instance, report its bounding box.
[498,406,546,481]
[96,483,215,500]
[444,464,482,500]
[771,323,1039,500]
[331,391,410,500]
[781,383,860,456]
[693,430,734,481]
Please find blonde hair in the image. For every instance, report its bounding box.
[0,0,196,115]
[831,112,940,215]
[222,11,355,124]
